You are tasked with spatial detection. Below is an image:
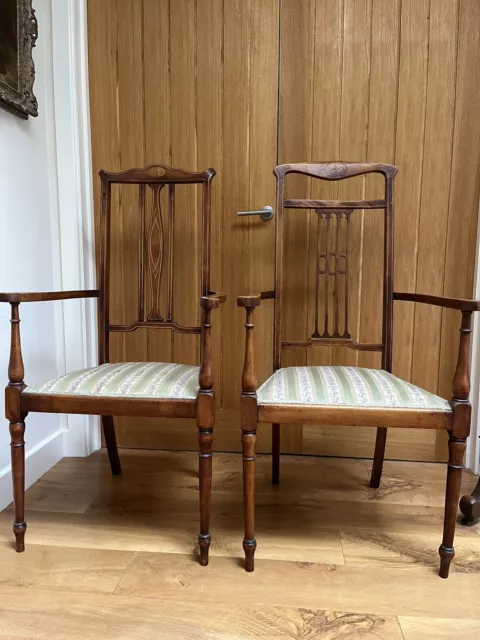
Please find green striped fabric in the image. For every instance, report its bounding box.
[257,366,451,411]
[25,362,199,400]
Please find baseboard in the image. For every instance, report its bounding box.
[0,428,65,511]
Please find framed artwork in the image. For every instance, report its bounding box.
[0,0,38,119]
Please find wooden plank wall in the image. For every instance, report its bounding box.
[87,0,480,461]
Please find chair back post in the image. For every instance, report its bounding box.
[272,162,398,371]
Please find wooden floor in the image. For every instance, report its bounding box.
[1,450,480,639]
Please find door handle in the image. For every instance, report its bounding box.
[237,206,274,221]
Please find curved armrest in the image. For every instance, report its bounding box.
[0,290,99,303]
[394,292,480,312]
[237,290,275,308]
[201,292,227,310]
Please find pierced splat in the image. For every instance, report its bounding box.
[312,209,352,340]
[147,184,165,321]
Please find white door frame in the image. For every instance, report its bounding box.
[50,0,100,456]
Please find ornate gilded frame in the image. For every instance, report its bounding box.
[0,0,38,119]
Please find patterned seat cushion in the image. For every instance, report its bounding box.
[257,366,451,411]
[24,362,199,400]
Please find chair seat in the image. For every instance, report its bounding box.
[257,366,452,412]
[24,362,199,400]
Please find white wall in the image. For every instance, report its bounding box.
[0,0,98,509]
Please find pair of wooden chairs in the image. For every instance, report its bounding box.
[2,163,478,579]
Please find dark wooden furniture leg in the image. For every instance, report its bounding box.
[239,301,259,571]
[242,413,257,572]
[439,310,472,578]
[460,477,480,523]
[370,427,387,488]
[197,422,213,566]
[272,423,280,485]
[439,434,466,578]
[196,298,219,566]
[102,415,121,475]
[6,302,27,552]
[10,419,26,552]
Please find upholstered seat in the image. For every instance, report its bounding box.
[25,362,200,400]
[257,366,451,412]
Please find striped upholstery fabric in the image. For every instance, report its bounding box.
[257,366,451,411]
[24,362,199,400]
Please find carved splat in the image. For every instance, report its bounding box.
[312,209,352,340]
[147,184,165,321]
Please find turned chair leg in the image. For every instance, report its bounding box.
[10,419,26,552]
[198,426,213,566]
[242,424,257,572]
[439,434,466,579]
[370,427,387,488]
[102,415,121,475]
[272,423,280,485]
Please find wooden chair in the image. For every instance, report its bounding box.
[2,164,225,567]
[238,161,479,578]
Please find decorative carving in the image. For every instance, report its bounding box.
[147,184,165,321]
[0,0,38,119]
[323,162,349,178]
[312,209,352,340]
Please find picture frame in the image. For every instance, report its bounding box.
[0,0,38,119]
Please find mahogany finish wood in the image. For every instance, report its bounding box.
[238,161,478,578]
[2,164,224,567]
[0,290,99,303]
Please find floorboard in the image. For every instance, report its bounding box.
[0,449,478,638]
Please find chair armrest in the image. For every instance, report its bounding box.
[0,290,99,303]
[394,292,480,312]
[237,290,275,308]
[201,292,227,310]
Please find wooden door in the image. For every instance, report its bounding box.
[87,0,480,462]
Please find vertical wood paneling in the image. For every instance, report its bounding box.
[143,0,173,365]
[116,0,146,369]
[439,0,480,402]
[222,0,251,410]
[334,0,372,367]
[412,0,459,461]
[196,0,224,406]
[307,0,344,369]
[358,0,400,370]
[170,0,200,365]
[88,0,480,461]
[391,0,430,382]
[277,0,316,452]
[247,0,278,416]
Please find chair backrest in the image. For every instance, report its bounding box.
[273,161,397,372]
[97,164,215,363]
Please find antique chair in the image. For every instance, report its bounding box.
[2,164,225,566]
[238,161,479,578]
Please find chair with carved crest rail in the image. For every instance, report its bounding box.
[237,161,480,578]
[2,164,225,567]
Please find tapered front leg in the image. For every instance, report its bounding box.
[198,424,213,566]
[242,421,257,572]
[439,434,466,578]
[10,420,26,552]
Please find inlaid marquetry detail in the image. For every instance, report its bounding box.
[312,209,352,340]
[147,184,165,322]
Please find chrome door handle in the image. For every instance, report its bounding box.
[237,206,274,221]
